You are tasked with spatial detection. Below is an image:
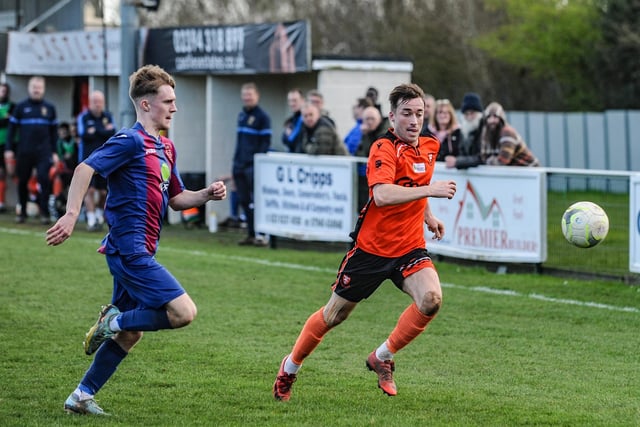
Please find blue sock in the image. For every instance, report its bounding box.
[79,339,127,395]
[118,308,173,331]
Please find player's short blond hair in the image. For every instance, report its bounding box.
[129,65,175,102]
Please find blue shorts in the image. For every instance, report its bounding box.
[106,253,185,311]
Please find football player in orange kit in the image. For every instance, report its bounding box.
[273,83,457,400]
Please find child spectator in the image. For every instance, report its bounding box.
[48,122,78,219]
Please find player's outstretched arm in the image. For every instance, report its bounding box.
[169,181,227,211]
[46,162,95,246]
[427,180,457,199]
[372,180,456,207]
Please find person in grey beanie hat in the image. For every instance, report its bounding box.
[479,102,540,166]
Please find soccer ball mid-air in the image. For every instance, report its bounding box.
[561,201,609,248]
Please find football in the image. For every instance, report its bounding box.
[561,201,609,248]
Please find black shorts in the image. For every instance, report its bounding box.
[90,174,107,190]
[332,247,434,302]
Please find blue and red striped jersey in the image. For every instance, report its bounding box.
[85,122,185,256]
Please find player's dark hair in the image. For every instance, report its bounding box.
[388,83,425,112]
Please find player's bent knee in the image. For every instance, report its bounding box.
[322,300,355,327]
[419,290,442,317]
[324,311,348,328]
[171,305,197,328]
[167,295,198,328]
[115,331,143,351]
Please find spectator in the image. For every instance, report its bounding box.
[281,88,305,153]
[306,89,335,128]
[446,101,539,168]
[421,93,436,134]
[355,106,390,159]
[46,64,227,416]
[478,102,540,166]
[273,83,457,402]
[365,86,383,115]
[444,92,484,169]
[354,106,389,210]
[49,122,78,218]
[430,99,463,161]
[299,104,348,155]
[343,97,373,155]
[5,76,58,224]
[233,82,271,246]
[0,83,15,213]
[77,90,116,231]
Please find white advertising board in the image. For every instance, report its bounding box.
[6,30,121,76]
[428,166,547,263]
[630,175,640,273]
[254,153,358,242]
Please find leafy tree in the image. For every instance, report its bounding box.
[136,0,638,111]
[596,0,640,109]
[473,0,603,110]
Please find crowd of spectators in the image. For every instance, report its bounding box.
[1,77,539,238]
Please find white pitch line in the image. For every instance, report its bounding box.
[160,246,336,273]
[441,283,640,314]
[2,226,637,314]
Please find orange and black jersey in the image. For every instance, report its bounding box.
[354,130,440,258]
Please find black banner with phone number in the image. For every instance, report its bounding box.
[142,20,310,75]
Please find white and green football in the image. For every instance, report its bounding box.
[561,201,609,248]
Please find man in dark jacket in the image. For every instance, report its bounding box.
[5,76,58,224]
[299,104,348,156]
[234,82,271,246]
[77,90,116,230]
[444,92,484,169]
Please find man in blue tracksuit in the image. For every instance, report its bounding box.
[281,88,304,153]
[5,76,58,224]
[233,82,271,246]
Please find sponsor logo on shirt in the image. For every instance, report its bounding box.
[164,145,174,164]
[413,162,426,173]
[160,162,170,192]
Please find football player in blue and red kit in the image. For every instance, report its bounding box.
[46,65,227,416]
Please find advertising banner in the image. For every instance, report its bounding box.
[428,166,547,263]
[254,153,357,242]
[6,30,121,76]
[143,21,310,74]
[630,175,640,273]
